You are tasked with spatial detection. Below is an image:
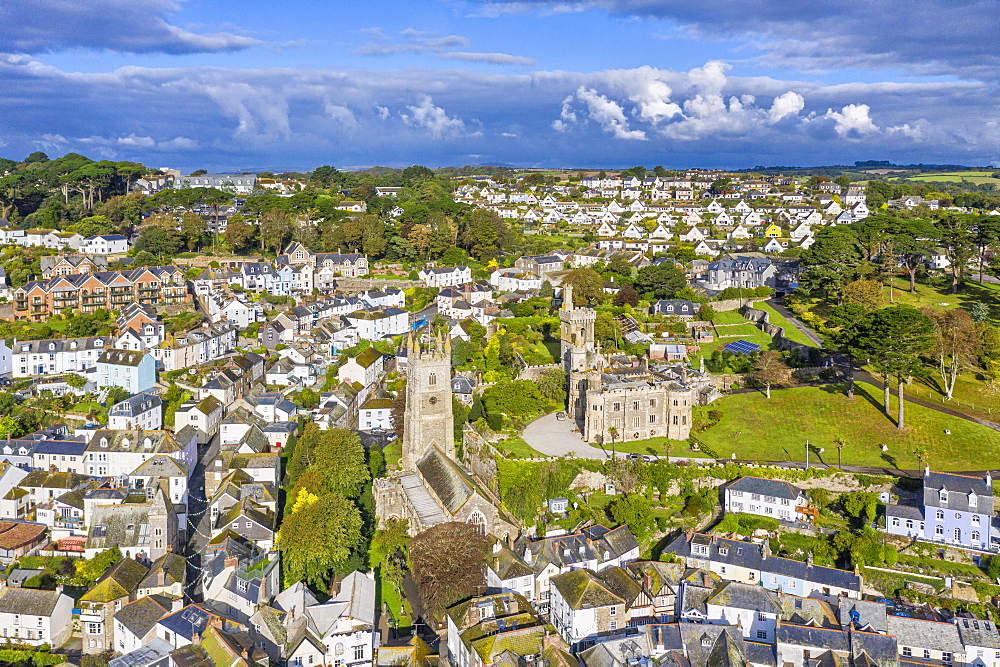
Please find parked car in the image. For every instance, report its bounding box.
[555,411,566,421]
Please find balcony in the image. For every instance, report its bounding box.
[138,287,159,293]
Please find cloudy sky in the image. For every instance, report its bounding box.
[1,0,998,171]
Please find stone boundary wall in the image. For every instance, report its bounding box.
[335,278,423,291]
[462,424,501,494]
[742,305,813,354]
[711,297,769,312]
[517,364,561,381]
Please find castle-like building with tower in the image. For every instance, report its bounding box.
[560,284,697,444]
[374,332,519,539]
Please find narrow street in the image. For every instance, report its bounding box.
[184,434,220,603]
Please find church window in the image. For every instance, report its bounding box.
[428,372,437,386]
[468,511,487,534]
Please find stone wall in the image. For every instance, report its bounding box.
[335,278,423,291]
[711,297,769,312]
[742,305,814,354]
[462,424,500,494]
[517,364,561,381]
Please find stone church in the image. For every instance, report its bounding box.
[560,284,697,444]
[374,332,519,540]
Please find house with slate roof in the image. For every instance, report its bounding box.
[109,393,163,431]
[115,595,172,655]
[174,396,224,444]
[137,552,187,598]
[0,586,73,646]
[665,532,862,599]
[446,591,560,667]
[884,468,996,551]
[723,476,809,523]
[549,567,642,648]
[80,557,150,654]
[95,348,156,393]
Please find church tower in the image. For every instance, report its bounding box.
[559,283,599,420]
[402,332,455,470]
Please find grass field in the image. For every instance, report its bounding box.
[755,302,815,346]
[893,171,1000,185]
[886,276,1000,317]
[710,310,749,325]
[900,373,1000,423]
[692,383,1000,470]
[495,436,547,458]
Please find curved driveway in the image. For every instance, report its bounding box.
[522,412,611,459]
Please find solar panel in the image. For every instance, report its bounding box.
[723,339,761,355]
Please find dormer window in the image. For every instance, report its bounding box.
[100,438,108,448]
[48,343,55,351]
[970,493,977,510]
[940,489,948,503]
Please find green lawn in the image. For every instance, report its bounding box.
[377,574,412,631]
[495,437,547,459]
[610,436,705,458]
[886,277,1000,321]
[893,171,1000,185]
[693,383,1000,470]
[384,439,402,469]
[755,302,815,347]
[899,372,1000,423]
[714,324,763,338]
[710,310,748,325]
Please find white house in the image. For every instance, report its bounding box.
[489,268,542,293]
[419,265,472,288]
[704,581,780,644]
[0,587,74,646]
[13,336,109,377]
[338,347,385,389]
[724,476,809,523]
[345,307,409,341]
[81,235,129,255]
[358,398,393,431]
[173,396,224,445]
[283,572,378,667]
[108,393,163,431]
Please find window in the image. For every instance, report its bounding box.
[891,518,899,527]
[610,606,617,616]
[649,415,656,424]
[649,399,656,408]
[609,620,617,630]
[943,652,953,664]
[758,611,767,621]
[924,650,931,659]
[428,372,437,387]
[756,630,767,640]
[354,646,365,661]
[902,648,911,657]
[973,531,981,542]
[973,515,981,526]
[88,623,101,634]
[335,643,345,655]
[954,528,962,541]
[936,510,944,520]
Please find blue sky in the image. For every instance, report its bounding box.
[1,0,998,172]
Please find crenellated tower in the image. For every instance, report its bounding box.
[402,331,455,469]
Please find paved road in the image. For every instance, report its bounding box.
[184,434,220,603]
[766,299,824,347]
[521,412,612,459]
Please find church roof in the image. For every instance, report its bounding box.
[416,447,475,514]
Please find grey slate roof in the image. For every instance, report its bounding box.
[117,596,170,638]
[725,476,801,501]
[923,470,994,513]
[705,581,780,613]
[0,587,64,615]
[109,393,162,418]
[776,623,850,651]
[887,615,964,652]
[956,617,1000,649]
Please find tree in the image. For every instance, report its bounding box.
[609,493,655,539]
[632,263,686,300]
[594,312,622,349]
[924,308,981,400]
[799,226,866,303]
[834,439,846,468]
[224,215,256,252]
[369,519,410,590]
[936,214,977,293]
[562,268,605,306]
[893,218,937,293]
[913,445,928,471]
[103,386,130,408]
[750,350,790,399]
[537,369,566,402]
[296,387,319,410]
[614,284,640,306]
[409,522,490,619]
[849,305,935,429]
[277,490,364,587]
[841,491,879,526]
[177,212,204,252]
[260,207,291,253]
[970,302,991,322]
[310,428,371,499]
[539,280,554,298]
[134,225,180,258]
[834,175,851,188]
[68,214,116,237]
[75,546,122,585]
[842,279,883,311]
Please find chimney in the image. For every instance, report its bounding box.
[493,541,503,554]
[224,556,239,569]
[924,465,930,478]
[987,472,993,487]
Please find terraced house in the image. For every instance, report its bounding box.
[9,266,190,321]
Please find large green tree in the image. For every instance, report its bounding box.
[632,263,686,300]
[849,305,935,429]
[409,522,490,619]
[277,490,364,587]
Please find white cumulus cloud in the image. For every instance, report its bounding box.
[400,95,475,139]
[825,103,879,137]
